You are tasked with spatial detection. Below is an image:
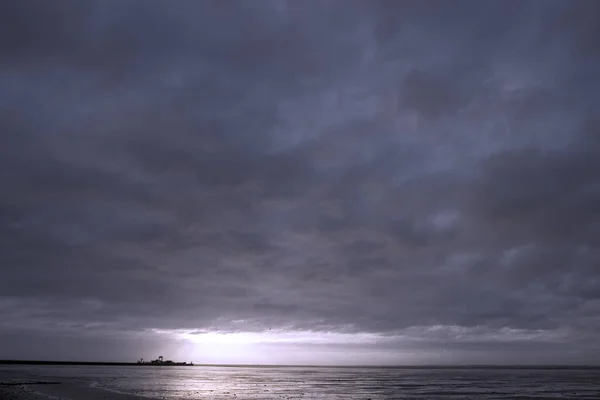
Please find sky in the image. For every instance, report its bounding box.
[1,0,599,366]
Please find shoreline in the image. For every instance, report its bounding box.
[2,360,600,369]
[0,360,194,367]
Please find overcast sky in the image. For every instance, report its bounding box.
[1,0,599,365]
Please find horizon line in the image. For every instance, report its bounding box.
[1,360,600,369]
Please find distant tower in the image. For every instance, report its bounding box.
[158,356,163,363]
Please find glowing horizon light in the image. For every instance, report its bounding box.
[176,329,390,345]
[149,328,398,364]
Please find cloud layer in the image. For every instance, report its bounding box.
[1,0,599,364]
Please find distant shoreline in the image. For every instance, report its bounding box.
[1,360,599,369]
[0,360,191,367]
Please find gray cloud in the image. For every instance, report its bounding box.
[1,0,599,364]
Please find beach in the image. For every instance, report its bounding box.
[2,364,600,399]
[0,381,149,400]
[0,385,42,400]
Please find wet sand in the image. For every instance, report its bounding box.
[0,385,50,400]
[0,382,150,400]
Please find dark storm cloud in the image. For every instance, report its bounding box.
[1,0,599,363]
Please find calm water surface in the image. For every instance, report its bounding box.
[1,365,600,399]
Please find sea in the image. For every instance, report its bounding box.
[1,365,600,399]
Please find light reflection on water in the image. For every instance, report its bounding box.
[2,365,600,399]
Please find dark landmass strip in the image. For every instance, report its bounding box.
[1,360,599,369]
[0,360,191,367]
